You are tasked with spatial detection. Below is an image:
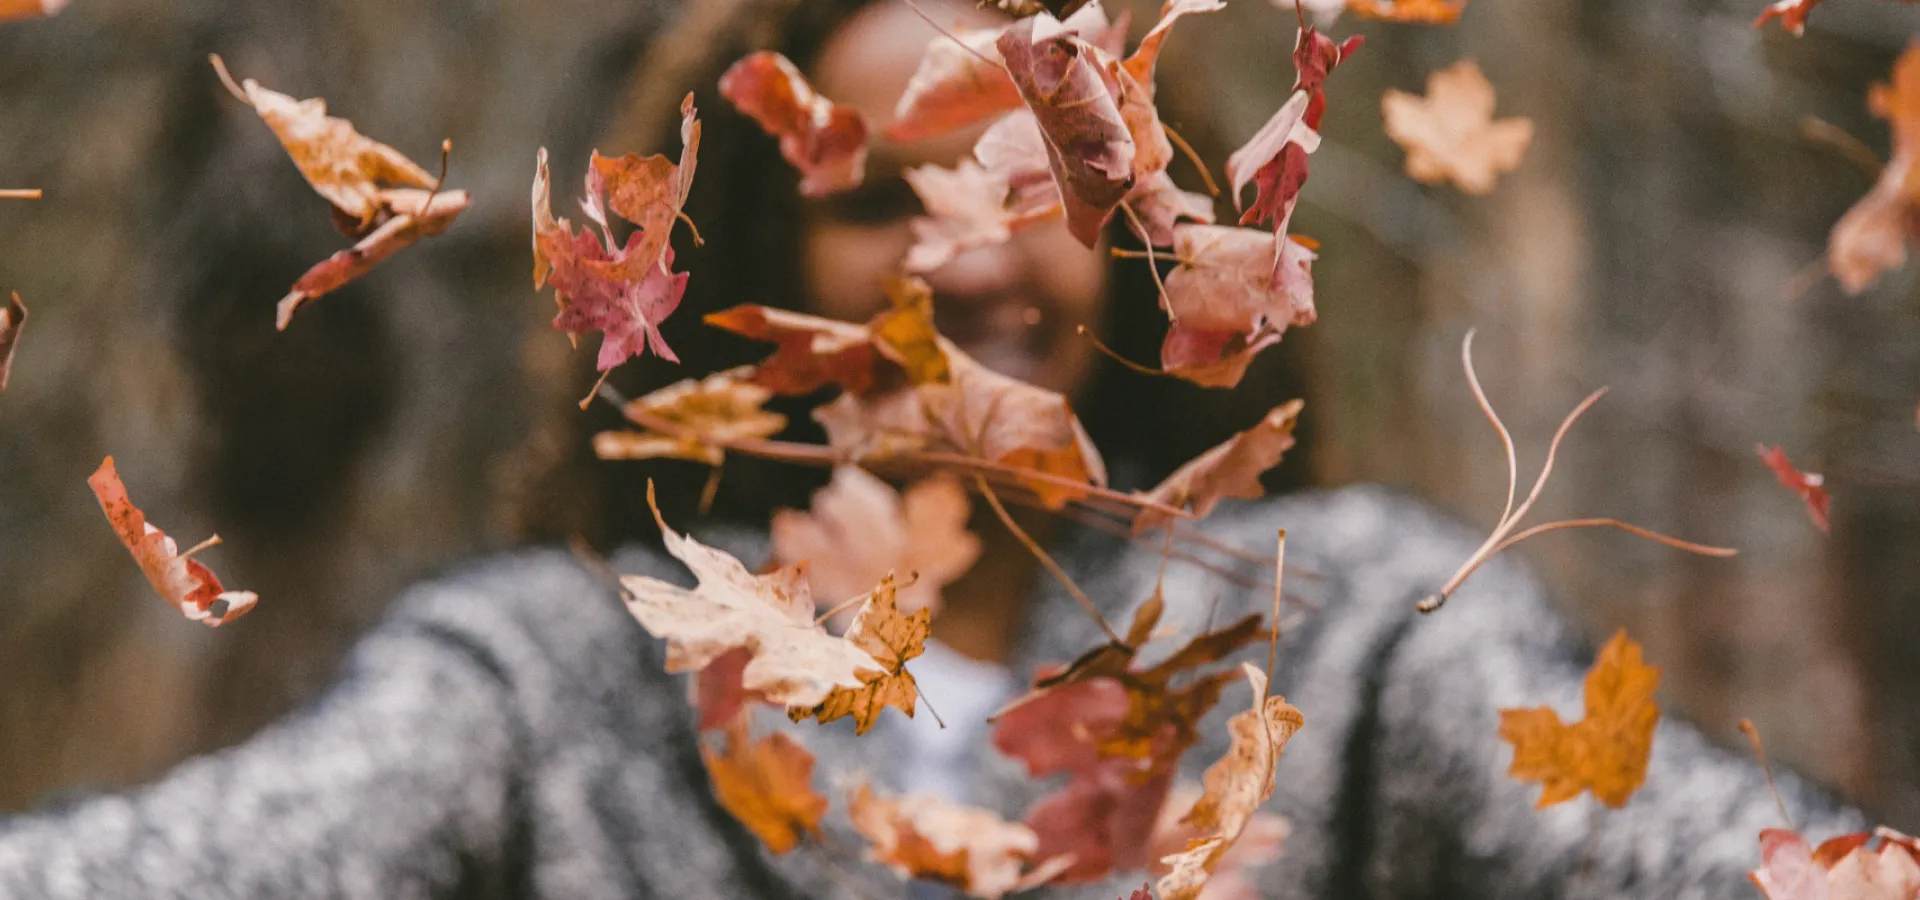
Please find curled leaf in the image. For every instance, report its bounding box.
[1751,828,1920,900]
[1757,444,1831,534]
[88,457,258,627]
[586,93,701,278]
[771,467,981,615]
[277,188,470,329]
[996,17,1136,246]
[1381,60,1533,195]
[1497,629,1659,809]
[1148,783,1289,900]
[887,2,1127,143]
[1160,225,1317,389]
[1134,400,1303,533]
[1155,665,1304,900]
[702,713,829,854]
[720,51,869,197]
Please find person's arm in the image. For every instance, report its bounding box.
[0,548,787,900]
[1145,486,1864,900]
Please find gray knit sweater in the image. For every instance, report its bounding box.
[0,486,1859,899]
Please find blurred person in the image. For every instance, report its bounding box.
[0,0,1861,897]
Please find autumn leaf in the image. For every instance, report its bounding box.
[1757,444,1831,534]
[996,16,1136,246]
[904,161,1022,273]
[211,55,471,330]
[1498,629,1659,809]
[887,3,1126,143]
[0,292,24,392]
[1159,225,1317,389]
[1382,60,1532,195]
[1751,828,1920,900]
[847,781,1067,899]
[1226,28,1360,235]
[872,276,952,385]
[585,93,701,279]
[277,187,470,330]
[1155,665,1304,900]
[994,602,1266,881]
[88,456,258,628]
[702,713,829,854]
[720,51,869,198]
[594,367,787,467]
[1126,171,1217,248]
[1830,44,1920,294]
[620,484,881,709]
[695,646,755,731]
[771,467,981,615]
[533,148,689,370]
[1752,0,1823,33]
[0,0,63,20]
[1148,783,1289,900]
[1347,0,1466,23]
[704,304,884,396]
[1122,0,1227,94]
[788,574,931,734]
[1134,400,1303,533]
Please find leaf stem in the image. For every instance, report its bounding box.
[973,474,1122,644]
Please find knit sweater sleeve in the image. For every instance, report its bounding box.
[1077,486,1865,900]
[0,548,792,900]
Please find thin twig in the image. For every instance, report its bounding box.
[1463,329,1518,527]
[0,189,41,200]
[1076,324,1169,377]
[1266,529,1286,681]
[1108,248,1197,266]
[1051,506,1276,593]
[902,0,1003,69]
[1163,124,1220,197]
[912,682,948,728]
[208,53,250,103]
[1740,718,1794,830]
[973,474,1122,644]
[1800,116,1883,180]
[1487,518,1737,559]
[181,535,224,558]
[1119,201,1174,313]
[815,592,871,625]
[422,139,451,211]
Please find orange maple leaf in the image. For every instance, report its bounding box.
[1498,629,1660,809]
[1381,60,1532,195]
[788,574,932,735]
[702,714,828,854]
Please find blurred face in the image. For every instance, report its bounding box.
[803,0,1109,394]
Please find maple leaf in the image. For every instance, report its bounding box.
[211,56,471,330]
[277,187,471,330]
[533,148,689,370]
[1830,45,1920,294]
[620,485,881,709]
[0,292,24,392]
[904,161,1020,273]
[1159,225,1317,389]
[0,0,63,20]
[1134,400,1303,533]
[1751,828,1920,900]
[1147,783,1288,900]
[1155,665,1305,900]
[1346,0,1466,23]
[719,51,869,198]
[847,781,1067,899]
[1381,60,1533,195]
[1757,444,1831,534]
[584,94,701,279]
[594,367,787,467]
[702,712,829,854]
[871,275,953,384]
[996,16,1137,246]
[1498,629,1659,809]
[771,467,981,615]
[88,456,258,628]
[994,600,1266,881]
[788,574,931,734]
[887,3,1127,143]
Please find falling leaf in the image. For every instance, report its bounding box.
[1134,400,1303,533]
[1122,0,1227,93]
[789,574,932,734]
[847,782,1065,899]
[0,0,64,20]
[1148,783,1289,900]
[872,276,952,385]
[1159,225,1317,389]
[0,292,24,392]
[994,603,1266,881]
[719,51,869,198]
[585,93,701,278]
[1757,444,1831,534]
[1752,0,1823,33]
[1381,59,1532,195]
[996,16,1136,246]
[702,713,829,853]
[1346,0,1466,23]
[1498,629,1660,809]
[888,3,1127,143]
[1155,664,1304,900]
[1126,170,1217,248]
[1226,28,1360,236]
[704,304,885,395]
[277,187,471,330]
[87,457,258,628]
[620,486,882,709]
[533,148,689,369]
[211,56,471,329]
[1751,828,1920,900]
[771,467,980,615]
[594,367,787,467]
[1830,45,1920,294]
[904,161,1022,273]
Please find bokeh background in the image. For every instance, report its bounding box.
[2,0,1919,831]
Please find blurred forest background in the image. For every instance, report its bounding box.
[3,0,1920,831]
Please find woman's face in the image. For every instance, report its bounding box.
[803,0,1109,395]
